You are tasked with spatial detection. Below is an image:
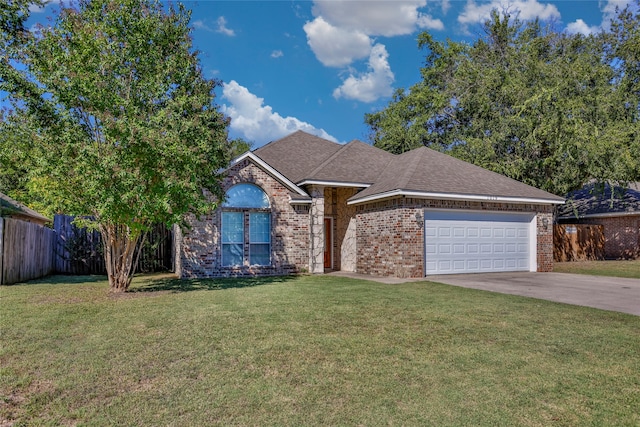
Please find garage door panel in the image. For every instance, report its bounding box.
[425,211,533,275]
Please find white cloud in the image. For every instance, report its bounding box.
[303,17,371,67]
[216,16,235,36]
[29,0,59,13]
[441,0,452,14]
[303,0,442,102]
[312,0,443,36]
[566,19,599,35]
[221,81,337,146]
[192,20,214,32]
[458,0,561,25]
[599,0,633,30]
[270,50,284,58]
[565,0,633,35]
[332,44,394,103]
[193,17,236,36]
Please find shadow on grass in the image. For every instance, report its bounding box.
[131,275,297,293]
[8,274,108,286]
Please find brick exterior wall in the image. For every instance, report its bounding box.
[355,197,555,278]
[579,215,640,259]
[179,159,310,277]
[179,160,557,279]
[324,187,359,271]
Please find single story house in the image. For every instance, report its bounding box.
[176,131,564,279]
[558,182,640,259]
[0,192,50,226]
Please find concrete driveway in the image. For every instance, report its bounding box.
[427,272,640,316]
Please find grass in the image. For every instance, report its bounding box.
[554,259,640,279]
[1,273,639,426]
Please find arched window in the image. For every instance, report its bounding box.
[222,183,270,209]
[221,184,271,267]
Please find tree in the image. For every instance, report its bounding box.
[227,137,253,159]
[366,10,640,196]
[3,0,230,291]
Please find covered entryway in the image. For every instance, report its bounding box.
[424,210,535,275]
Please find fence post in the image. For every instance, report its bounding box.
[0,217,4,285]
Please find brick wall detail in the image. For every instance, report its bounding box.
[355,198,555,278]
[179,159,310,277]
[579,215,640,259]
[324,187,358,271]
[180,160,557,279]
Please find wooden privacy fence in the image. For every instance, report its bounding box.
[0,217,56,285]
[554,224,605,262]
[54,215,173,275]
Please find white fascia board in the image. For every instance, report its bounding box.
[297,180,371,188]
[347,189,565,206]
[227,152,309,197]
[289,199,312,205]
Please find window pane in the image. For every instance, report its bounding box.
[222,243,243,266]
[250,213,270,243]
[249,243,270,266]
[222,212,243,243]
[222,184,269,208]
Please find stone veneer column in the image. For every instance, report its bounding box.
[308,185,325,273]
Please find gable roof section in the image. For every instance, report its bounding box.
[348,146,565,205]
[253,131,342,184]
[558,182,640,219]
[227,151,311,203]
[236,131,563,206]
[298,140,395,187]
[0,192,51,223]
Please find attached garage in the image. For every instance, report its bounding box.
[424,210,536,275]
[180,131,565,280]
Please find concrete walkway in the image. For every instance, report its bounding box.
[327,271,640,316]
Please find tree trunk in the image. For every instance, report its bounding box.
[100,223,146,292]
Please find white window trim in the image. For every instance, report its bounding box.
[221,211,245,267]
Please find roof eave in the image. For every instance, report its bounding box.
[347,189,565,206]
[226,151,309,197]
[297,179,371,188]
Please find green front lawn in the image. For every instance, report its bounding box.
[555,259,640,279]
[1,274,639,426]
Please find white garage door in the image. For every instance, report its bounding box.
[424,210,534,275]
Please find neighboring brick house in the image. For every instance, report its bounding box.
[177,131,564,279]
[558,183,640,259]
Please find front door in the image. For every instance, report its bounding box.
[324,218,332,269]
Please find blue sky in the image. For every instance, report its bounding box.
[26,0,634,147]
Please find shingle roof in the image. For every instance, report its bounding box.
[249,131,563,205]
[253,131,342,184]
[0,192,51,223]
[348,146,564,204]
[558,182,640,219]
[302,139,394,185]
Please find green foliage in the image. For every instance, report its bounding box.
[227,137,253,159]
[366,7,640,196]
[2,0,230,289]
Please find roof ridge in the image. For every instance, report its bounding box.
[253,130,310,154]
[306,141,353,179]
[395,148,424,190]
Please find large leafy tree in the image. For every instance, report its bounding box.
[366,8,640,196]
[2,0,230,291]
